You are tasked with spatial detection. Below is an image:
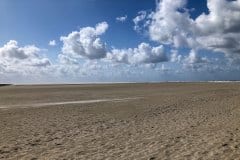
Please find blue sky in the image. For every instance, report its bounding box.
[0,0,240,83]
[0,0,153,46]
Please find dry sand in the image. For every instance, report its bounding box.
[1,83,240,159]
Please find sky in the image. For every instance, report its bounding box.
[0,0,240,83]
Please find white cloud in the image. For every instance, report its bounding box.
[0,40,51,75]
[182,50,209,71]
[0,40,39,59]
[58,54,79,65]
[194,0,240,55]
[60,22,108,60]
[83,60,102,70]
[107,43,168,65]
[49,40,56,46]
[148,0,195,47]
[159,64,170,73]
[116,15,127,22]
[59,22,168,67]
[133,11,152,32]
[195,0,240,35]
[185,50,208,64]
[144,0,240,57]
[170,50,182,63]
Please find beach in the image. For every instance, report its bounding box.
[1,83,240,159]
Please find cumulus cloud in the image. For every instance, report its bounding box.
[49,40,56,46]
[133,11,147,31]
[0,40,51,79]
[195,0,240,55]
[181,49,210,72]
[148,0,196,48]
[143,0,240,57]
[107,43,168,65]
[195,0,240,35]
[60,22,109,60]
[59,22,168,67]
[116,15,127,22]
[58,54,79,65]
[159,64,170,73]
[133,11,152,32]
[184,50,208,64]
[0,40,50,67]
[0,40,39,59]
[170,50,182,63]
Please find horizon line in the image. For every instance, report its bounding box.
[2,80,240,86]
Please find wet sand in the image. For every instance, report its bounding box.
[1,83,240,159]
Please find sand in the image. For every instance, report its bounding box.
[1,83,240,159]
